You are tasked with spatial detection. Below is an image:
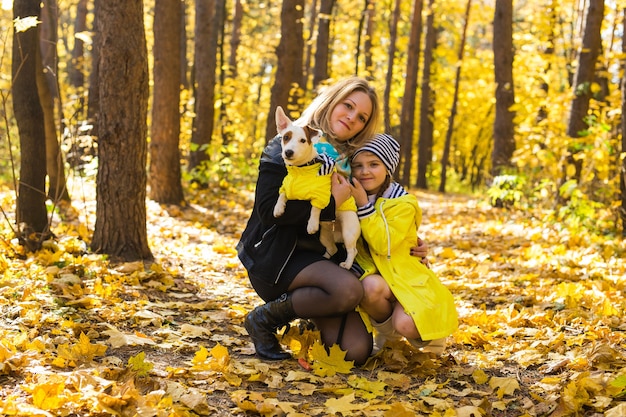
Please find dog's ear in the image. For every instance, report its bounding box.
[275,106,291,133]
[306,127,323,144]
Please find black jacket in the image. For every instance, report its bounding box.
[237,136,336,286]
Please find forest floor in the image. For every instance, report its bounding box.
[0,178,625,416]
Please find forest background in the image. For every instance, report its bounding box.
[0,0,625,416]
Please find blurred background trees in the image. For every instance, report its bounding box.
[1,0,624,259]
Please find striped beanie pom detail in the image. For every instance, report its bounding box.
[352,133,400,174]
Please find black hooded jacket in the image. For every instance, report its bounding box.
[236,136,336,286]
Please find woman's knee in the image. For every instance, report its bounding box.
[335,277,363,311]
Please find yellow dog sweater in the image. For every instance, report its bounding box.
[279,156,356,211]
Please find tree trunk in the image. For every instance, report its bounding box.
[40,0,70,203]
[266,0,305,141]
[355,0,370,75]
[36,37,70,203]
[491,0,516,177]
[180,0,189,89]
[91,0,152,262]
[399,0,423,185]
[149,0,184,205]
[188,0,219,173]
[68,0,88,94]
[229,0,243,79]
[383,0,401,134]
[313,0,335,88]
[619,8,626,234]
[13,0,50,251]
[439,0,471,193]
[364,0,374,78]
[87,0,100,136]
[559,0,604,199]
[416,0,436,189]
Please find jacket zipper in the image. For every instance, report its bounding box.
[275,238,297,284]
[379,200,391,260]
[254,224,276,248]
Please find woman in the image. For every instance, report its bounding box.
[237,77,381,365]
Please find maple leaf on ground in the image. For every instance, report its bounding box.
[56,333,107,366]
[31,381,66,411]
[325,393,366,415]
[128,351,153,377]
[310,342,353,377]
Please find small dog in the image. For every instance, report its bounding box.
[273,106,360,269]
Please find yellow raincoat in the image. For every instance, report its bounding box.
[355,193,458,341]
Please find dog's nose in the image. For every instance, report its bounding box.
[284,149,294,158]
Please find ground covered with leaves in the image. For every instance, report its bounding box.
[0,180,625,416]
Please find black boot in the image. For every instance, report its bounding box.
[244,293,296,360]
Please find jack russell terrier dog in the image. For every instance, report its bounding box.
[272,106,360,270]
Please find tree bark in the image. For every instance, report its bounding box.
[91,0,152,261]
[416,0,436,189]
[266,0,305,141]
[13,0,50,251]
[399,0,423,185]
[149,0,184,205]
[491,0,516,177]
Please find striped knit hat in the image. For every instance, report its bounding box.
[352,133,400,174]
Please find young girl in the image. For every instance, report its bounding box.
[349,133,458,354]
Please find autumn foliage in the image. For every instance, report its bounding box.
[0,182,625,416]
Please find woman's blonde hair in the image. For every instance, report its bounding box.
[297,77,380,156]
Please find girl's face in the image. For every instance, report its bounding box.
[329,91,372,141]
[351,151,388,195]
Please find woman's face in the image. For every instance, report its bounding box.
[351,151,387,195]
[329,91,372,142]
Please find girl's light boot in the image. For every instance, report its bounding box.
[371,317,400,354]
[407,337,447,355]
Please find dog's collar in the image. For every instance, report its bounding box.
[297,155,323,167]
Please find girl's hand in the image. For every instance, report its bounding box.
[348,177,368,207]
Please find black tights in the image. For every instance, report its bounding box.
[288,260,372,364]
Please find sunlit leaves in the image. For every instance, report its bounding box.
[13,16,39,33]
[310,342,354,377]
[56,333,107,367]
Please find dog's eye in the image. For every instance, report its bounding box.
[300,138,307,143]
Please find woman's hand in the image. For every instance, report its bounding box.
[411,237,431,267]
[331,172,352,207]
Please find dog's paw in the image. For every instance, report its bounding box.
[307,221,319,234]
[339,260,353,269]
[273,205,285,217]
